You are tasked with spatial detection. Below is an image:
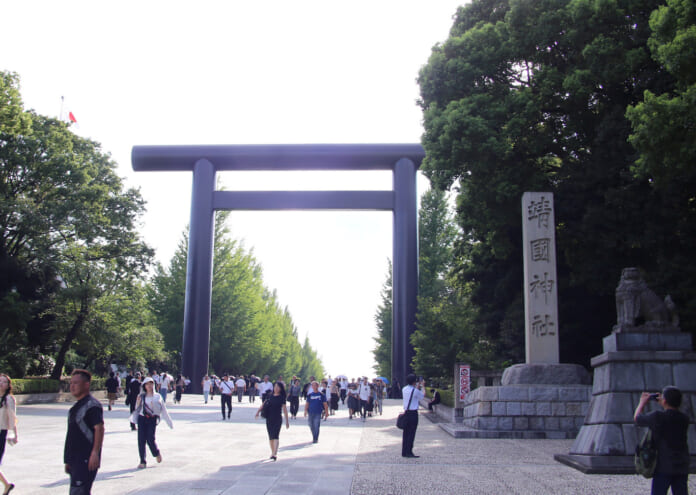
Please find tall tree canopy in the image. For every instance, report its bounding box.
[148,212,324,379]
[418,0,695,368]
[0,71,157,377]
[372,260,392,378]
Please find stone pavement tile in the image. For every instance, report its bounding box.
[350,401,696,495]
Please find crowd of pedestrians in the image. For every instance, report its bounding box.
[4,365,690,494]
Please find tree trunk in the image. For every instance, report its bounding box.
[50,306,88,380]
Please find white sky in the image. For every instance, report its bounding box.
[2,1,463,379]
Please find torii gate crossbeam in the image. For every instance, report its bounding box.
[132,144,421,393]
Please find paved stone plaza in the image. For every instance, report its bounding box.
[4,396,695,494]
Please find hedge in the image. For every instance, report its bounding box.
[11,379,61,394]
[11,377,109,394]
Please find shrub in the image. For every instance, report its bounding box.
[12,376,107,394]
[11,378,61,394]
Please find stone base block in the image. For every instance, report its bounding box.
[603,332,693,352]
[440,423,574,439]
[501,363,592,385]
[554,454,696,475]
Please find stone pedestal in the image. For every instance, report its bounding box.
[454,363,592,439]
[555,332,696,474]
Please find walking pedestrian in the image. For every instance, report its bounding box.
[330,380,339,415]
[64,369,104,494]
[339,377,347,405]
[217,375,234,420]
[347,381,358,419]
[634,386,691,495]
[248,374,258,403]
[304,381,329,444]
[115,372,123,399]
[401,374,425,458]
[373,378,384,416]
[235,375,246,403]
[258,375,274,402]
[255,382,289,461]
[202,375,211,404]
[174,375,184,404]
[0,374,17,495]
[130,377,173,469]
[288,379,302,419]
[105,372,119,412]
[159,373,172,403]
[127,372,142,431]
[358,377,370,421]
[302,376,315,401]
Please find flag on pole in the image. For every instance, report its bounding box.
[68,111,77,124]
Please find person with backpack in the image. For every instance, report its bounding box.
[634,386,691,495]
[64,370,104,494]
[130,377,173,469]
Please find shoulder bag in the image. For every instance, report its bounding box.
[396,387,416,430]
[635,428,657,478]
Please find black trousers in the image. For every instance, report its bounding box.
[289,396,300,417]
[401,410,419,456]
[221,394,232,418]
[137,415,160,464]
[68,458,98,495]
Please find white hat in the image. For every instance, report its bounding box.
[142,377,155,386]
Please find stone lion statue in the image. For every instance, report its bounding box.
[614,267,679,332]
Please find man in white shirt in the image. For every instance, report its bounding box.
[401,374,425,458]
[358,378,371,422]
[217,375,234,420]
[339,378,347,404]
[235,375,246,402]
[258,375,274,401]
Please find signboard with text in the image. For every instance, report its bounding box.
[456,363,471,406]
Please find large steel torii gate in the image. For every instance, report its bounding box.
[132,144,422,393]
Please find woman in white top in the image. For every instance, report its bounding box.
[202,375,212,404]
[0,374,17,495]
[130,377,173,469]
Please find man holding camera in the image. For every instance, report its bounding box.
[634,386,690,495]
[401,374,425,458]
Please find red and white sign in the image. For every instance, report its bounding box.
[458,364,471,401]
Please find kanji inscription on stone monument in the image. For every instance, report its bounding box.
[522,192,559,363]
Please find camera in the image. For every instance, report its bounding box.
[649,393,659,401]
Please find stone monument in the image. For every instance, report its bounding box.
[555,268,696,473]
[447,193,591,439]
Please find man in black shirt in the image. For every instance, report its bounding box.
[634,385,690,495]
[64,369,104,495]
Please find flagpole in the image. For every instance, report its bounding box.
[60,96,65,122]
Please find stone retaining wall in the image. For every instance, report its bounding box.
[460,384,591,439]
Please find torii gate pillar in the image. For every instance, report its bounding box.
[132,144,422,393]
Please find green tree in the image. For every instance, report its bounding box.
[148,212,324,379]
[625,0,696,332]
[372,260,392,378]
[418,0,683,366]
[0,72,155,378]
[411,188,466,382]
